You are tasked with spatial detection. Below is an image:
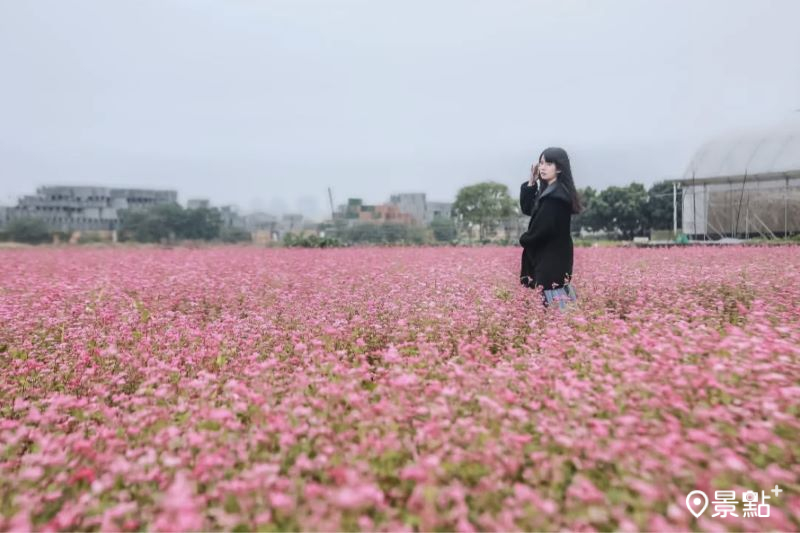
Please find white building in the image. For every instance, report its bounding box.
[675,113,800,239]
[187,199,210,209]
[8,186,178,232]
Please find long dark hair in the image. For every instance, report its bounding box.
[540,146,582,214]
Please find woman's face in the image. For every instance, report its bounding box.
[538,155,560,183]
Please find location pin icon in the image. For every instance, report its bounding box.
[686,490,709,518]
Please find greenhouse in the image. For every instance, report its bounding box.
[674,113,800,239]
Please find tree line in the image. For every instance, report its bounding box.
[452,180,681,240]
[0,204,251,245]
[116,204,250,243]
[2,181,681,245]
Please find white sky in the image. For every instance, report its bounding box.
[1,0,798,219]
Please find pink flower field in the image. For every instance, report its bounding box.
[1,246,798,532]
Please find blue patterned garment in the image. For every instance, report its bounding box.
[543,284,578,309]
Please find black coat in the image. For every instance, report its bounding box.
[518,180,574,290]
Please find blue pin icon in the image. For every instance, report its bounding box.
[686,490,709,518]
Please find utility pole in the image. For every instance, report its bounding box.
[673,182,678,236]
[692,172,697,240]
[328,187,335,220]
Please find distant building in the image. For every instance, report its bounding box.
[6,185,177,232]
[219,205,246,229]
[331,194,453,227]
[269,214,321,241]
[335,198,415,226]
[187,199,210,209]
[390,193,427,224]
[243,212,278,231]
[334,198,361,221]
[187,200,246,229]
[0,206,9,228]
[358,204,415,224]
[341,198,364,219]
[281,214,304,233]
[243,212,279,242]
[425,201,453,224]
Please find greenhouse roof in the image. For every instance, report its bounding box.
[682,113,800,180]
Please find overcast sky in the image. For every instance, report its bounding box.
[1,0,798,219]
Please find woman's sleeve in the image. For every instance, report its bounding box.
[520,181,537,216]
[519,198,558,247]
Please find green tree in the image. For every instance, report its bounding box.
[646,181,681,231]
[6,218,51,244]
[180,207,223,240]
[430,217,457,242]
[571,187,600,233]
[283,232,342,248]
[344,223,384,243]
[452,182,515,240]
[597,183,649,239]
[402,225,427,245]
[118,205,178,242]
[220,226,252,243]
[119,204,224,242]
[338,223,426,245]
[381,223,406,243]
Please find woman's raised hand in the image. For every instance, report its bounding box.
[528,164,540,187]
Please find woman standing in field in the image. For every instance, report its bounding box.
[519,147,582,306]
